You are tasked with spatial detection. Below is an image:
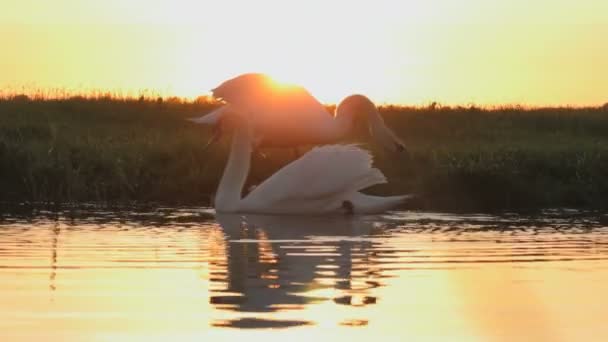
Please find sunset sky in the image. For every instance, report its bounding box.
[1,0,607,106]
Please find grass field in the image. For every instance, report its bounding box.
[1,95,608,212]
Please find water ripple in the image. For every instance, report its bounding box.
[1,208,608,339]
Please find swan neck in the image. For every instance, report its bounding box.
[333,107,355,137]
[215,124,252,212]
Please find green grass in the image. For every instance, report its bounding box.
[1,95,608,212]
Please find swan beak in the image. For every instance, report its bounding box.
[188,105,227,125]
[368,110,409,155]
[391,141,411,162]
[189,106,230,152]
[394,140,410,157]
[201,125,223,152]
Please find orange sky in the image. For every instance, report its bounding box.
[1,0,607,106]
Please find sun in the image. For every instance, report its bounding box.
[153,0,403,104]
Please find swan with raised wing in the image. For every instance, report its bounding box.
[190,73,406,153]
[213,117,409,215]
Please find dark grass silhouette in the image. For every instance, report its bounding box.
[1,94,608,212]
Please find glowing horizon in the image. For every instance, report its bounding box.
[1,0,607,106]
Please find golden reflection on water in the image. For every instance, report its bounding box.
[0,210,607,341]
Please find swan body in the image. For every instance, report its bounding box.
[214,121,410,215]
[190,73,406,152]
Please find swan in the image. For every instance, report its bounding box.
[190,73,407,153]
[213,117,410,215]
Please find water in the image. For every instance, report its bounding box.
[1,208,608,341]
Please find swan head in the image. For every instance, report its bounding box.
[337,95,408,154]
[188,105,243,151]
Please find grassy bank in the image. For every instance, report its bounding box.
[1,95,608,211]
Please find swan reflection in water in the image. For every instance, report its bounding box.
[209,213,388,328]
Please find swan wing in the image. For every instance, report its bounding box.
[213,73,330,119]
[241,145,387,211]
[212,73,334,144]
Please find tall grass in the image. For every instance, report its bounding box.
[1,95,608,211]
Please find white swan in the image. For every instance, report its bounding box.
[214,119,410,215]
[190,73,406,153]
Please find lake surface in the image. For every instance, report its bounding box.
[1,208,607,341]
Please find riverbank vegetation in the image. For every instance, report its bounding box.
[1,94,607,211]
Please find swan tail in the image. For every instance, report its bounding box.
[350,193,414,214]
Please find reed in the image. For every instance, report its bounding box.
[1,95,607,211]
